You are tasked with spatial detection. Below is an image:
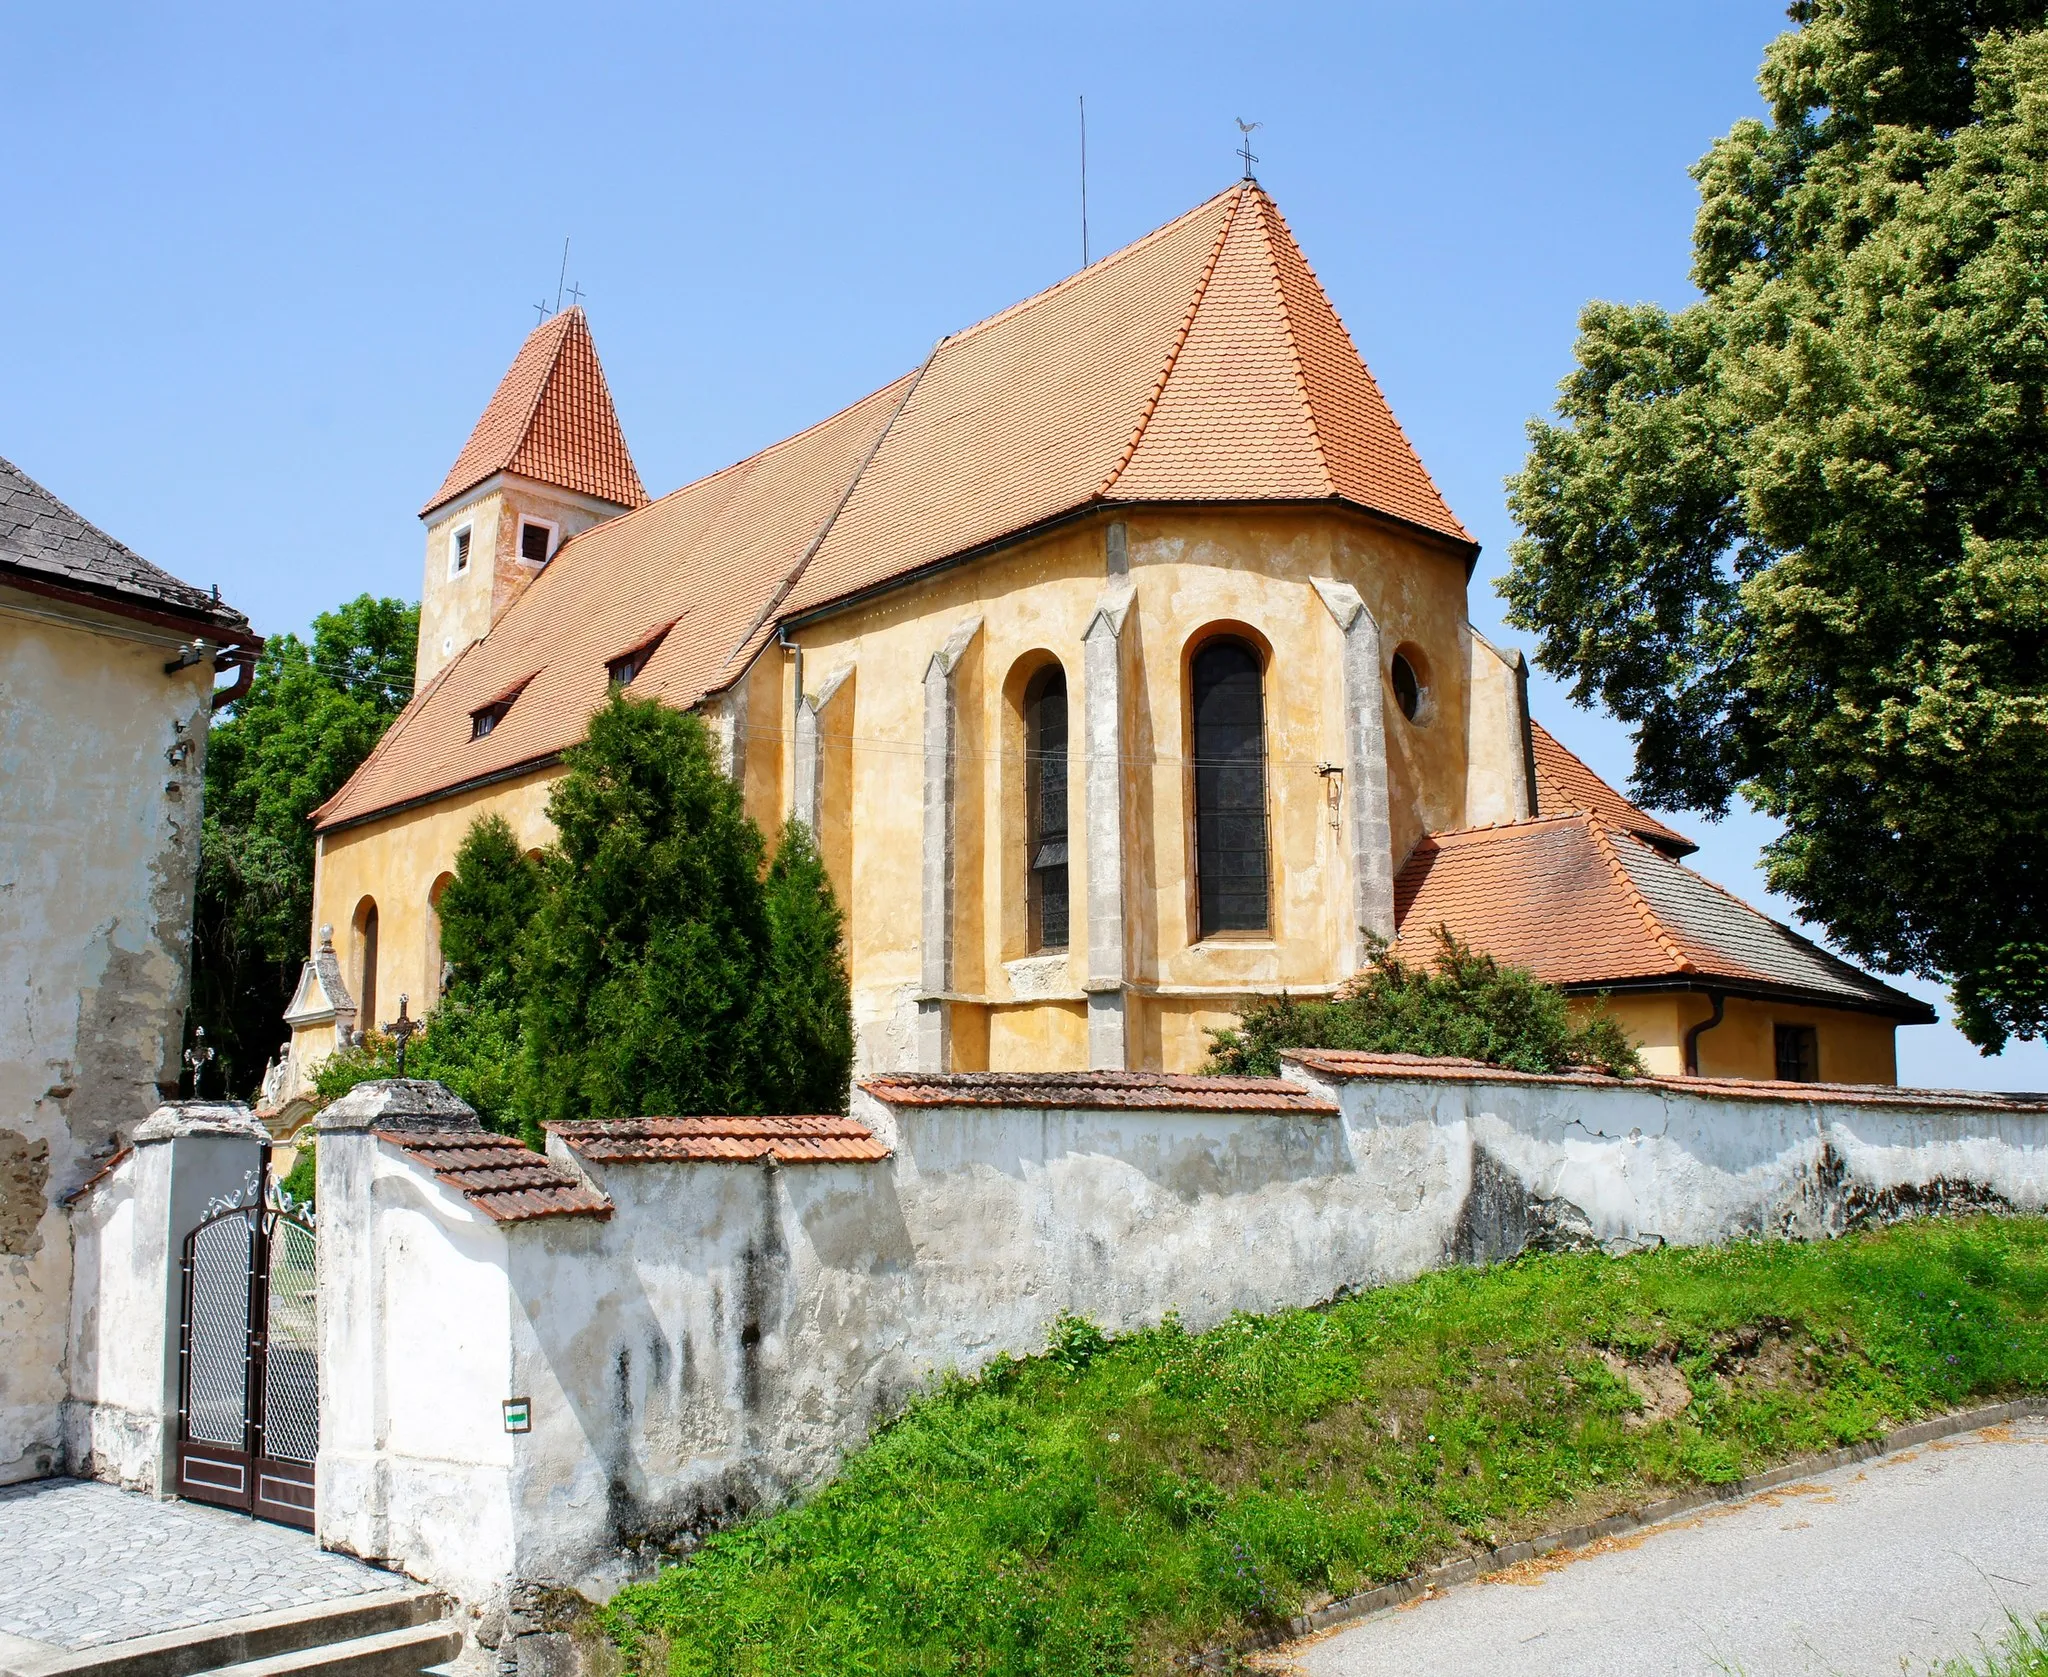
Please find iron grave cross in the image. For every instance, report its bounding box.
[383,995,423,1075]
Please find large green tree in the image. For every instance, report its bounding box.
[1502,3,2048,1051]
[190,595,417,1094]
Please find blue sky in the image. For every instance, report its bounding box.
[5,1,2035,1088]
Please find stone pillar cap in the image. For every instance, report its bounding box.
[133,1101,267,1144]
[316,1078,480,1134]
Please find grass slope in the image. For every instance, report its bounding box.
[607,1218,2048,1675]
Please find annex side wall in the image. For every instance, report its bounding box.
[0,597,214,1483]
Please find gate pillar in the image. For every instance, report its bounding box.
[313,1078,480,1561]
[64,1101,266,1496]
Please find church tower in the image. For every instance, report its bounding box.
[416,308,647,685]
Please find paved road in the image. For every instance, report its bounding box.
[1270,1418,2048,1677]
[0,1478,395,1655]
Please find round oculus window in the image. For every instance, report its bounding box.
[1391,651,1424,722]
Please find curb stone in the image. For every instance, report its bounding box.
[1185,1395,2048,1671]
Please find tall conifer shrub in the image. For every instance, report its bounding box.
[760,818,856,1114]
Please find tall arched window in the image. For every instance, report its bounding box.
[1191,638,1269,936]
[1024,666,1069,951]
[352,896,380,1033]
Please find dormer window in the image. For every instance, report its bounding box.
[518,518,556,565]
[607,626,671,690]
[470,674,534,741]
[451,526,472,577]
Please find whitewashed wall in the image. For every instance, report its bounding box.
[63,1102,268,1492]
[0,602,219,1483]
[316,1088,517,1608]
[316,1070,2048,1613]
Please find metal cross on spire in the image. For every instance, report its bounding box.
[1235,118,1261,180]
[565,280,586,310]
[383,994,424,1076]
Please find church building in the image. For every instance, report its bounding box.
[283,181,1931,1099]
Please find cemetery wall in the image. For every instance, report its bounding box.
[312,1066,2048,1615]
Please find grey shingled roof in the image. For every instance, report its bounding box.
[0,454,250,633]
[1607,826,1933,1017]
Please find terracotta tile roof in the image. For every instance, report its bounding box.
[861,1070,1339,1115]
[1530,721,1695,856]
[549,1114,890,1164]
[320,183,1468,830]
[376,1126,611,1221]
[424,309,648,516]
[315,377,913,828]
[2,456,252,636]
[1106,191,1468,539]
[1392,812,1935,1020]
[1284,1050,2045,1110]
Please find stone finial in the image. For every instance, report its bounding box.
[132,1101,266,1145]
[316,1078,479,1135]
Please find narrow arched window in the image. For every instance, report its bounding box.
[427,873,455,1003]
[1191,638,1269,936]
[352,897,380,1032]
[1025,666,1069,950]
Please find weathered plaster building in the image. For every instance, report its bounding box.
[292,182,1929,1096]
[0,456,255,1482]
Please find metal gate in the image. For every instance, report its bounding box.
[175,1205,319,1529]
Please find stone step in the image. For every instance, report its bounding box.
[201,1624,462,1677]
[5,1591,451,1677]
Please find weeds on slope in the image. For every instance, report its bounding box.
[605,1217,2048,1676]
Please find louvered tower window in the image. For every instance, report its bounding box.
[1192,638,1269,936]
[1025,666,1069,951]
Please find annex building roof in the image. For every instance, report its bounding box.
[1,454,252,640]
[1391,810,1935,1021]
[318,181,1468,831]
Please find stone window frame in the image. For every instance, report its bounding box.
[516,515,559,568]
[448,523,474,580]
[1182,622,1276,943]
[1021,662,1071,954]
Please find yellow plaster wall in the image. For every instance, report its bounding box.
[309,768,559,1042]
[1688,994,1900,1085]
[788,504,1476,1072]
[1464,631,1530,829]
[1579,992,1901,1084]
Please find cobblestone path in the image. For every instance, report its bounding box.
[0,1479,398,1652]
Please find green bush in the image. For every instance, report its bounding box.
[1205,927,1644,1078]
[276,1138,315,1208]
[606,1217,2048,1676]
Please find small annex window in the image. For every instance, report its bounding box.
[450,526,473,577]
[518,518,556,565]
[1024,665,1070,951]
[608,625,671,690]
[1774,1024,1820,1083]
